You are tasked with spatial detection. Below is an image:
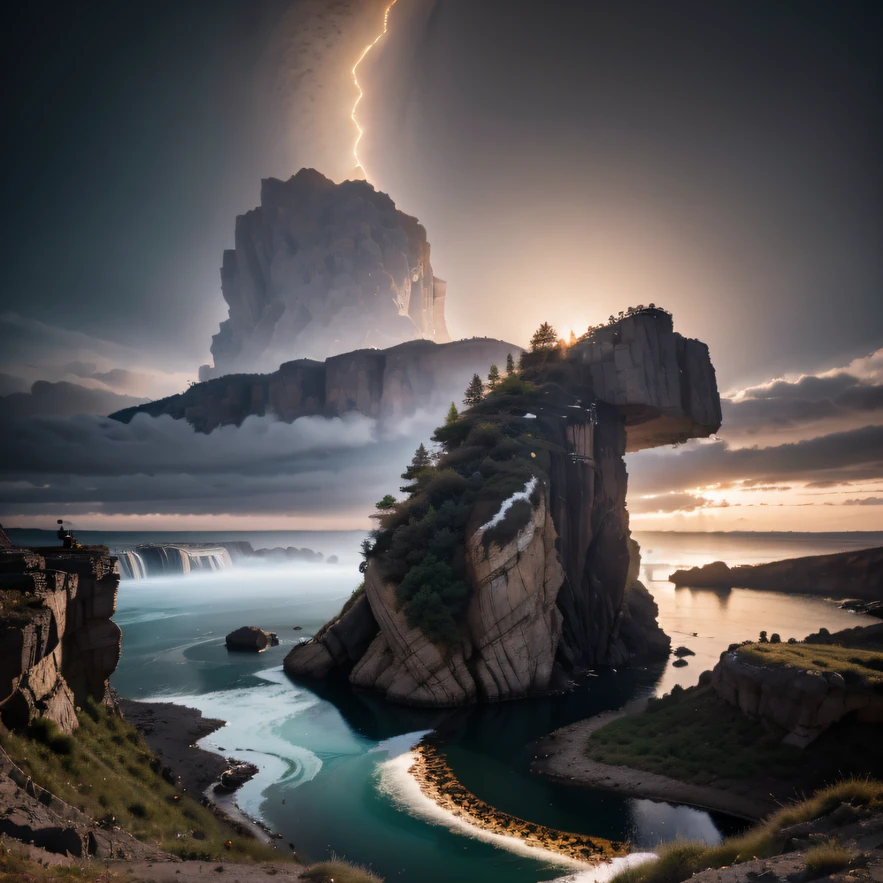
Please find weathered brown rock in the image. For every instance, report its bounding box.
[0,546,121,734]
[670,546,883,600]
[204,169,450,376]
[711,641,883,747]
[224,626,279,652]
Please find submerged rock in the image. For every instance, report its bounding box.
[225,626,279,652]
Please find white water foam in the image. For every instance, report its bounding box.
[547,854,657,883]
[144,665,322,821]
[479,476,539,532]
[377,750,656,875]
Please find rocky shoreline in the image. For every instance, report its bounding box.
[118,698,277,846]
[531,709,778,821]
[411,734,627,864]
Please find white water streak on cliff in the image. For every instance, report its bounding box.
[479,476,538,532]
[377,750,654,874]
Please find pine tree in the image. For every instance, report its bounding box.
[445,402,459,425]
[463,373,484,407]
[487,364,500,390]
[569,329,577,346]
[375,494,397,511]
[530,322,558,351]
[505,352,515,374]
[401,443,431,481]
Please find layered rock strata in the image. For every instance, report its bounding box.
[204,169,450,377]
[0,546,121,733]
[286,310,721,706]
[111,337,518,433]
[711,644,883,748]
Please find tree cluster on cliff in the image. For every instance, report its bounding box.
[364,370,573,645]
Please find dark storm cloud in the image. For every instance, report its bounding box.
[0,314,191,399]
[0,382,146,419]
[0,374,28,396]
[627,425,883,497]
[718,350,883,439]
[0,411,435,519]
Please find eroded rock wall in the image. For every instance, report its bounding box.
[711,650,883,748]
[0,547,121,733]
[111,337,518,433]
[206,169,450,376]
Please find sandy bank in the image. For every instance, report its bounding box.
[531,710,778,821]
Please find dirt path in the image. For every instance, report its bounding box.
[531,709,778,821]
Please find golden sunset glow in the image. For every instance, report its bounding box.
[350,0,399,181]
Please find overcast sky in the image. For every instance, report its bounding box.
[0,0,880,531]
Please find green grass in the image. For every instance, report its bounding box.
[0,700,282,863]
[586,687,802,784]
[736,643,883,686]
[302,858,384,882]
[610,778,882,883]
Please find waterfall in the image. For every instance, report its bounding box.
[117,549,148,580]
[115,544,234,579]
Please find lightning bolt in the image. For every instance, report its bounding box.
[351,0,399,181]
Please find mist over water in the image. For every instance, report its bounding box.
[110,531,882,883]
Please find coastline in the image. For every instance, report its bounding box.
[531,709,778,822]
[118,697,279,846]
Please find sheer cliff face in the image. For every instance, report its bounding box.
[285,310,721,707]
[112,338,519,433]
[205,169,450,378]
[0,547,121,734]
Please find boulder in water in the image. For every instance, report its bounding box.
[225,626,279,652]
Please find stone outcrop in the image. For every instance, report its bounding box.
[570,308,722,451]
[111,337,518,433]
[225,626,279,652]
[204,169,450,377]
[711,646,883,748]
[285,310,720,706]
[670,545,883,601]
[0,546,122,734]
[0,745,165,860]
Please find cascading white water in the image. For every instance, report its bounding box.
[116,549,148,580]
[115,545,233,579]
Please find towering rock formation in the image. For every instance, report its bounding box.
[112,337,518,433]
[0,545,122,733]
[285,309,722,706]
[203,169,450,378]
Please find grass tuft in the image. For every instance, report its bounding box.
[803,840,852,878]
[609,778,882,883]
[302,857,384,882]
[736,643,883,686]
